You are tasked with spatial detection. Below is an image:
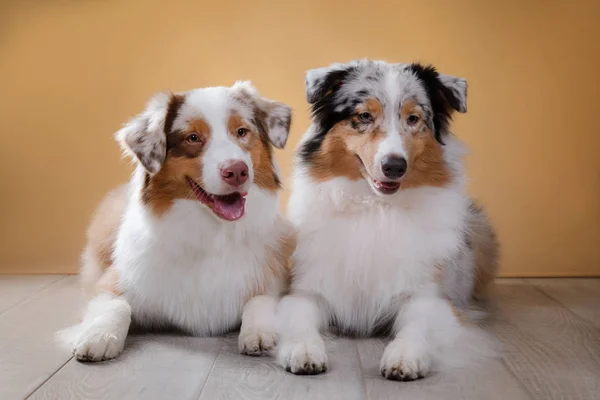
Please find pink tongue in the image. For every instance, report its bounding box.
[212,194,246,221]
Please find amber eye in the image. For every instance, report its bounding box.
[188,133,200,142]
[407,115,420,126]
[358,112,373,122]
[237,128,248,137]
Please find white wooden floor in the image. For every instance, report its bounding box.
[1,276,599,400]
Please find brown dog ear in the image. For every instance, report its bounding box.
[233,81,292,149]
[114,92,183,174]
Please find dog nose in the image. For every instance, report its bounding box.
[381,155,407,179]
[221,160,249,186]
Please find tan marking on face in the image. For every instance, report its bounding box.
[307,97,386,182]
[400,100,450,188]
[228,112,279,192]
[306,125,363,182]
[400,99,420,121]
[142,118,211,216]
[251,142,279,192]
[227,113,249,142]
[364,97,383,115]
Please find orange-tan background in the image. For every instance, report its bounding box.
[1,0,598,276]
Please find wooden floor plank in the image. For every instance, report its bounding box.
[2,276,598,400]
[198,334,366,400]
[29,334,223,400]
[0,274,67,314]
[490,280,600,400]
[0,276,85,400]
[356,339,531,400]
[527,278,600,328]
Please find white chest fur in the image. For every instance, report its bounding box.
[114,185,279,335]
[288,174,469,334]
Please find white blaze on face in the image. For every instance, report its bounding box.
[175,87,254,196]
[372,71,408,182]
[370,68,435,182]
[373,129,407,182]
[202,121,253,194]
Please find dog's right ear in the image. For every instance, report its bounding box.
[305,63,354,105]
[115,92,183,175]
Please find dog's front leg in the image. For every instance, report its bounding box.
[60,293,132,362]
[380,295,460,381]
[276,293,328,375]
[239,295,278,356]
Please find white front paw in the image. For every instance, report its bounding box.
[73,325,126,362]
[239,327,278,356]
[277,337,328,375]
[380,338,431,381]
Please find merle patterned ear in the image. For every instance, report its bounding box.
[408,63,469,143]
[114,92,176,174]
[261,99,292,149]
[305,63,353,104]
[233,81,292,149]
[437,73,468,113]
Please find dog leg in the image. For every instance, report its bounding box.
[239,295,278,356]
[276,294,328,375]
[60,293,131,362]
[381,295,459,381]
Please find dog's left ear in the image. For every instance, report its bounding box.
[409,63,468,115]
[437,73,468,113]
[233,81,292,149]
[409,64,468,142]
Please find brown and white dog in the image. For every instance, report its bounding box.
[59,82,295,362]
[277,60,499,380]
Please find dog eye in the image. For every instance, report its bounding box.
[407,115,420,126]
[237,128,248,138]
[187,133,200,142]
[358,112,373,123]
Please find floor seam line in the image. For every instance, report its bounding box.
[24,356,74,399]
[499,356,535,400]
[0,275,70,318]
[353,341,370,400]
[526,279,597,326]
[196,338,224,399]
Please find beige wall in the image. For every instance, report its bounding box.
[1,0,598,276]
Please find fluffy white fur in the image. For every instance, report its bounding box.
[278,139,496,377]
[58,83,291,362]
[277,61,498,379]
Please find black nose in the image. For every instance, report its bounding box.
[381,155,407,179]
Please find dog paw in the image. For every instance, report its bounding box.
[380,339,430,381]
[278,337,328,375]
[239,327,277,356]
[73,325,126,362]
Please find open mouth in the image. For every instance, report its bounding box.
[371,179,401,195]
[186,177,247,221]
[355,155,402,195]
